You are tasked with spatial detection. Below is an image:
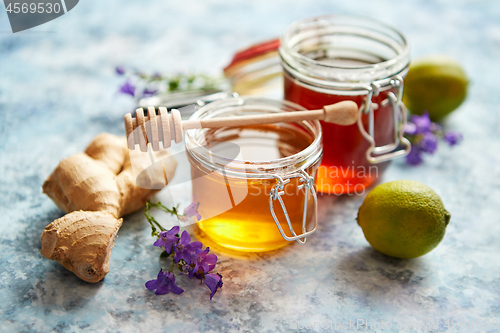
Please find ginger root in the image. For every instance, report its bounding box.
[41,133,176,283]
[41,211,123,283]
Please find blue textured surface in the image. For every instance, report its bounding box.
[1,1,500,332]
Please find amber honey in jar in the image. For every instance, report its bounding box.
[185,98,322,252]
[280,15,411,195]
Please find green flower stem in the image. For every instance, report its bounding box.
[144,201,187,238]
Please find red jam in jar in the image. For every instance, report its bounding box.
[280,15,411,194]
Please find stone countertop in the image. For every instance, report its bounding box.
[1,1,500,332]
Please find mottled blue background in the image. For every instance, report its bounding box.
[1,1,500,332]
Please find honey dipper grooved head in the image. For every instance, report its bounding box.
[124,107,183,150]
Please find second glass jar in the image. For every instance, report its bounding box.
[280,15,411,194]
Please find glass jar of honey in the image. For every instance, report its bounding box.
[280,15,411,194]
[185,97,322,252]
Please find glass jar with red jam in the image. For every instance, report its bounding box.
[280,15,411,194]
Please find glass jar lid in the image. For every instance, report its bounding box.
[280,15,411,92]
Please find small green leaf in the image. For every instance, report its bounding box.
[169,79,179,91]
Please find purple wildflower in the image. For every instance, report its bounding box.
[190,247,217,278]
[409,112,432,134]
[144,202,223,300]
[420,132,438,154]
[142,87,158,97]
[184,196,201,221]
[404,122,418,136]
[119,80,136,97]
[404,110,463,166]
[115,66,125,75]
[173,231,202,264]
[204,273,223,300]
[406,146,424,166]
[444,131,463,146]
[153,226,179,253]
[145,269,184,295]
[180,264,194,276]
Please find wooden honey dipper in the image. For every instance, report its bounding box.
[124,101,359,152]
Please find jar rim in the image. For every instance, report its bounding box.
[280,14,410,87]
[184,97,323,177]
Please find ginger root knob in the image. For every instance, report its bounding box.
[41,211,123,283]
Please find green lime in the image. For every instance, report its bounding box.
[357,180,451,259]
[403,55,469,121]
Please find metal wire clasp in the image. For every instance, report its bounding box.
[357,75,412,164]
[268,169,318,245]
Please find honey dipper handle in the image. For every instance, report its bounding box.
[182,100,359,130]
[124,101,359,151]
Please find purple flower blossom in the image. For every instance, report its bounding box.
[145,269,184,295]
[405,146,424,166]
[404,110,463,166]
[119,80,136,97]
[190,247,217,278]
[420,132,438,154]
[184,196,201,221]
[153,226,179,253]
[115,66,125,75]
[204,273,223,300]
[444,131,463,146]
[180,264,194,276]
[142,87,158,97]
[409,112,432,135]
[404,122,418,136]
[144,212,223,300]
[173,231,202,264]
